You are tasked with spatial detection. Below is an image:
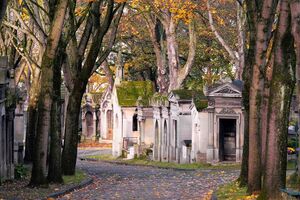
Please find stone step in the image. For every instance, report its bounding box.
[98,139,113,144]
[78,140,112,148]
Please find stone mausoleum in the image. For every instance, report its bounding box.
[191,80,244,163]
[81,77,244,164]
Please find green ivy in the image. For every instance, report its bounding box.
[14,164,28,179]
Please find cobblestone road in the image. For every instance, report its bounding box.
[59,157,239,200]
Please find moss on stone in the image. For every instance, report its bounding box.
[116,81,155,107]
[151,93,169,106]
[172,89,208,110]
[172,89,194,100]
[193,92,208,111]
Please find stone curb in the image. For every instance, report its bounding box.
[80,157,239,172]
[46,177,93,199]
[79,157,200,172]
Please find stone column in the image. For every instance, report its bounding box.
[93,111,97,140]
[236,113,243,162]
[206,108,215,163]
[213,115,219,162]
[81,111,86,140]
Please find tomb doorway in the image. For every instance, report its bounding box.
[219,118,236,161]
[85,111,94,138]
[154,120,160,161]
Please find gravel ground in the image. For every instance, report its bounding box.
[59,152,239,200]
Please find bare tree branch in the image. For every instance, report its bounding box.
[6,29,41,68]
[92,3,125,73]
[4,12,43,47]
[23,0,48,40]
[207,0,238,61]
[178,20,196,86]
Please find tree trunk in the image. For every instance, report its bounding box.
[148,17,168,93]
[30,58,54,186]
[260,57,273,173]
[24,70,40,163]
[102,60,114,91]
[290,0,300,179]
[30,0,68,186]
[263,45,294,199]
[247,0,278,192]
[236,1,245,80]
[166,17,180,92]
[239,2,255,183]
[24,103,37,163]
[47,49,64,183]
[263,1,293,197]
[62,81,86,175]
[166,18,196,91]
[0,0,8,25]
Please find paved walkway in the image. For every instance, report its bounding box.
[59,150,239,200]
[77,148,112,157]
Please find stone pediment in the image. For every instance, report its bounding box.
[218,107,237,115]
[208,83,242,97]
[168,93,178,103]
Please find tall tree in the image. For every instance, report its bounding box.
[3,0,48,163]
[47,45,65,183]
[246,0,278,192]
[262,0,295,198]
[291,0,300,180]
[131,0,197,92]
[207,0,245,80]
[30,0,68,186]
[62,0,125,175]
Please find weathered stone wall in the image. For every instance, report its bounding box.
[0,56,14,181]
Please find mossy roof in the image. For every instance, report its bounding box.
[171,89,208,110]
[116,81,155,107]
[172,90,194,100]
[193,92,208,111]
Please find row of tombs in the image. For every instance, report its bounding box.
[81,79,244,164]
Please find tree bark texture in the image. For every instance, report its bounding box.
[239,1,255,184]
[47,48,65,183]
[30,0,68,186]
[236,1,245,80]
[147,17,168,93]
[166,16,180,92]
[263,0,294,195]
[24,104,37,163]
[247,0,278,192]
[166,17,196,92]
[24,70,40,163]
[290,0,300,180]
[207,0,244,80]
[62,81,86,175]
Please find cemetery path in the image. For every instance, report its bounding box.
[59,158,239,200]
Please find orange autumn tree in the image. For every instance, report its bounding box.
[130,0,197,93]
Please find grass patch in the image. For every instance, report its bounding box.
[216,181,258,200]
[86,154,116,161]
[0,168,87,200]
[63,170,86,185]
[287,160,297,170]
[217,175,300,200]
[86,154,241,170]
